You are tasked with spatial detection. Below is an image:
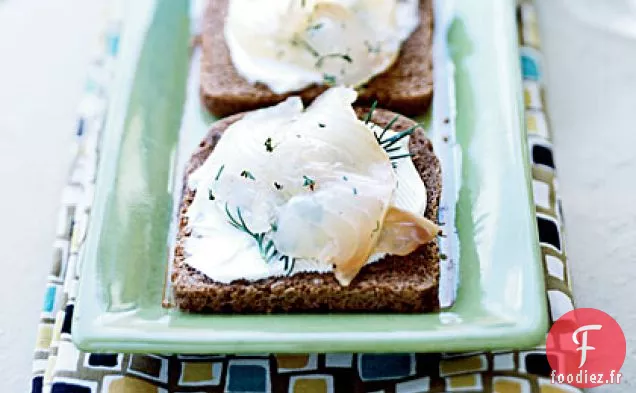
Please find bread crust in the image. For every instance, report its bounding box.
[171,107,442,313]
[199,0,434,117]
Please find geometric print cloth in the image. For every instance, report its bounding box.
[31,1,582,392]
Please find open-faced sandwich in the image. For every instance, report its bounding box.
[200,0,433,116]
[172,87,442,313]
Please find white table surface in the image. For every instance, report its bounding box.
[0,0,633,391]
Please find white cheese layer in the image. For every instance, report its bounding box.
[184,88,428,283]
[224,0,420,94]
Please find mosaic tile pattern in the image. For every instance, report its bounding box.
[31,1,582,392]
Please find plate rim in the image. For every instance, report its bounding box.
[72,0,548,354]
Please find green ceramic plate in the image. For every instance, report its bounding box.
[73,0,548,353]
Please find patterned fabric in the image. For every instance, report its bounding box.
[31,1,581,392]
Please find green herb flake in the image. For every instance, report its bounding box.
[323,73,337,86]
[372,221,380,233]
[342,175,348,181]
[240,170,255,180]
[353,187,358,195]
[302,175,316,191]
[264,137,274,152]
[318,123,325,128]
[208,189,215,201]
[307,22,323,31]
[274,182,283,190]
[215,164,225,181]
[316,53,352,68]
[291,37,320,57]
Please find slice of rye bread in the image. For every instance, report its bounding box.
[200,0,434,118]
[172,108,441,313]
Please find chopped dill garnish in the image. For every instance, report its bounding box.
[306,22,323,31]
[274,182,283,190]
[271,222,278,232]
[282,255,296,276]
[265,137,274,152]
[440,253,448,260]
[315,53,352,68]
[291,37,320,57]
[353,187,358,195]
[372,221,380,233]
[215,164,225,181]
[364,40,381,53]
[302,175,316,191]
[240,170,255,180]
[318,122,325,128]
[208,189,215,201]
[323,73,337,86]
[342,175,348,181]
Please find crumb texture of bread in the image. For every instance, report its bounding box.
[200,0,434,117]
[171,108,442,313]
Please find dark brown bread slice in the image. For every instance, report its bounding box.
[172,107,441,313]
[200,0,434,117]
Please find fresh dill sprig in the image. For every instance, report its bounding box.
[363,101,377,124]
[375,115,399,143]
[381,124,420,149]
[315,53,352,68]
[225,203,296,273]
[364,103,419,163]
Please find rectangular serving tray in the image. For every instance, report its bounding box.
[72,0,548,354]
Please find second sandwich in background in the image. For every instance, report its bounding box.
[200,0,434,117]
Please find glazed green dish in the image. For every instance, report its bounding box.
[73,0,547,353]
